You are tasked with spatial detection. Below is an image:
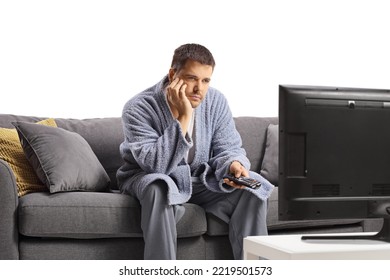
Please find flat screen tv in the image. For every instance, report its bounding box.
[279,84,390,241]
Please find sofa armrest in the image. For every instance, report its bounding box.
[0,159,19,259]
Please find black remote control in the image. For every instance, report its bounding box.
[223,174,262,189]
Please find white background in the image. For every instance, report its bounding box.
[1,260,389,280]
[1,0,390,119]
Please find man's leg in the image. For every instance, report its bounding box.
[189,183,267,260]
[228,190,268,259]
[139,180,185,260]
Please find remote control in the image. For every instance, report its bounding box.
[223,174,262,189]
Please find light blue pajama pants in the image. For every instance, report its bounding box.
[139,180,268,260]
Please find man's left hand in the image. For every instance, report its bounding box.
[223,161,249,189]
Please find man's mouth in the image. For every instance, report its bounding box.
[188,94,201,101]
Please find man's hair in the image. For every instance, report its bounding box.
[171,43,216,72]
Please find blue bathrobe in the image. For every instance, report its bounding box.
[117,76,274,205]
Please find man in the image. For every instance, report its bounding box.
[117,43,274,260]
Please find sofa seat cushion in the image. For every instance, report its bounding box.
[18,192,207,239]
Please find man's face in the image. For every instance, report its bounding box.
[170,59,213,108]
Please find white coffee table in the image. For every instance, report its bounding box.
[243,232,390,259]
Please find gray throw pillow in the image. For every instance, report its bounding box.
[260,124,279,185]
[13,121,110,193]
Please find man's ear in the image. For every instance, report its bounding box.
[168,68,176,83]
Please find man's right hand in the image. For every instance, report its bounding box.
[167,78,193,135]
[167,78,192,116]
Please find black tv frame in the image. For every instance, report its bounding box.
[278,84,390,242]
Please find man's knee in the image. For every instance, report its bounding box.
[141,180,168,204]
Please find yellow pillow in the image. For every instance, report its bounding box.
[0,118,57,196]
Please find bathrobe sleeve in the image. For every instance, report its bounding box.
[197,91,274,200]
[121,96,193,176]
[198,92,251,191]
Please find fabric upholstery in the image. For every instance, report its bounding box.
[19,236,206,260]
[55,117,124,190]
[260,124,279,185]
[234,117,278,172]
[18,192,142,239]
[0,118,57,196]
[19,238,145,260]
[0,115,124,191]
[0,114,44,129]
[13,121,110,193]
[0,159,19,259]
[18,192,207,239]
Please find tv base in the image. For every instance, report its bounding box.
[302,217,390,242]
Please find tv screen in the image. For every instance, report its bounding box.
[278,84,390,241]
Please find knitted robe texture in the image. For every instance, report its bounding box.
[116,76,274,205]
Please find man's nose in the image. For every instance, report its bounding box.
[195,80,203,92]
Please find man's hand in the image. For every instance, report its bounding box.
[167,78,193,135]
[223,161,249,189]
[167,78,193,118]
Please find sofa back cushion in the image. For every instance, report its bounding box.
[13,121,111,193]
[54,118,124,190]
[1,114,278,191]
[0,114,124,190]
[260,123,279,185]
[234,117,278,173]
[0,116,57,196]
[0,114,45,128]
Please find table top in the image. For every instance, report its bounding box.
[244,232,390,259]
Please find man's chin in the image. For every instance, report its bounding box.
[191,102,201,108]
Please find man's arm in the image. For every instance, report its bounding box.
[202,92,251,189]
[166,77,193,136]
[121,97,192,175]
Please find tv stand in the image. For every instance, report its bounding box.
[302,211,390,242]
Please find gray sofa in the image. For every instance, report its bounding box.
[0,114,380,260]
